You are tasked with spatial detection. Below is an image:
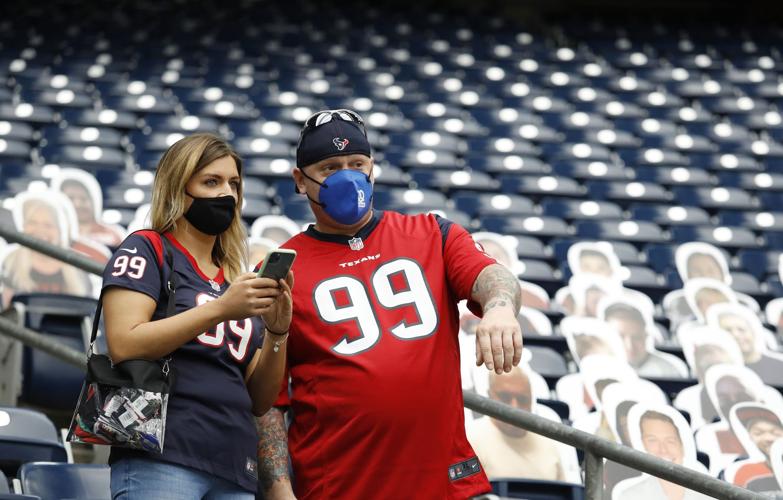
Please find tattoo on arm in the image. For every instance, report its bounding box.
[471,264,522,313]
[257,407,291,493]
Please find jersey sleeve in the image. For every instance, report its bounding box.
[101,231,163,302]
[436,216,497,315]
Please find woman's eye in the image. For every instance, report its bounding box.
[205,179,217,186]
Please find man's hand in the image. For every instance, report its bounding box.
[470,264,524,374]
[475,302,523,374]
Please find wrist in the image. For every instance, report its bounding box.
[482,296,517,314]
[206,297,229,323]
[265,327,289,353]
[265,325,288,336]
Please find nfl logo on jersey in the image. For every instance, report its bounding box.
[348,237,364,251]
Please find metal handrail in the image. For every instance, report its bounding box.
[464,392,761,499]
[0,223,104,276]
[0,224,764,499]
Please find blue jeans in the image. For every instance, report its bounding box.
[111,458,254,500]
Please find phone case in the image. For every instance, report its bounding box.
[257,249,297,281]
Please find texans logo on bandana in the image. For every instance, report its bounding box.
[333,138,350,151]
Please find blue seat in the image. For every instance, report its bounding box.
[737,249,781,280]
[0,140,31,160]
[587,180,671,204]
[511,236,550,261]
[12,294,95,410]
[467,154,550,175]
[631,204,710,226]
[482,215,570,239]
[719,210,783,231]
[670,186,757,210]
[145,114,224,134]
[412,170,499,192]
[622,264,664,288]
[576,220,669,244]
[60,108,138,130]
[465,137,541,157]
[618,148,689,167]
[232,137,290,158]
[24,89,93,109]
[491,478,584,500]
[551,160,627,181]
[540,142,613,162]
[102,94,178,115]
[0,122,35,142]
[40,144,126,170]
[41,125,123,148]
[383,148,461,170]
[517,259,557,282]
[499,175,585,198]
[541,198,623,221]
[526,345,568,384]
[18,463,110,500]
[373,187,449,212]
[453,192,536,218]
[0,408,67,476]
[0,103,57,125]
[634,166,712,187]
[671,225,760,248]
[729,272,763,295]
[386,131,463,152]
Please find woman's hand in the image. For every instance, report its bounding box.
[260,271,294,334]
[216,272,284,321]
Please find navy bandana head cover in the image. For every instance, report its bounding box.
[296,119,372,168]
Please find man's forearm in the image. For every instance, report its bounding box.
[471,263,522,313]
[257,407,294,497]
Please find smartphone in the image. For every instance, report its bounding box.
[257,249,297,281]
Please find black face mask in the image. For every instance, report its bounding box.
[183,193,236,235]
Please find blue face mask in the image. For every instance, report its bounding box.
[302,169,373,225]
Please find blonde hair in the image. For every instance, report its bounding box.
[149,133,247,281]
[4,199,88,295]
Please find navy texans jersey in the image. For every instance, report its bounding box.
[103,231,262,491]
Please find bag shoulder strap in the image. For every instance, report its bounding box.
[89,231,177,348]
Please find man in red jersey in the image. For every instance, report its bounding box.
[256,109,523,500]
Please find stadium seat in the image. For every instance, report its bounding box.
[491,478,585,500]
[526,345,569,386]
[0,408,67,476]
[587,180,671,204]
[631,204,711,226]
[482,215,571,239]
[576,220,669,244]
[541,198,623,221]
[11,294,96,411]
[453,192,536,218]
[670,225,760,249]
[18,463,110,500]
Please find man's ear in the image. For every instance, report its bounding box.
[368,157,375,183]
[293,167,306,194]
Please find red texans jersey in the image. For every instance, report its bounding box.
[274,211,493,499]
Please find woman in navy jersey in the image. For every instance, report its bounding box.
[102,133,292,499]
